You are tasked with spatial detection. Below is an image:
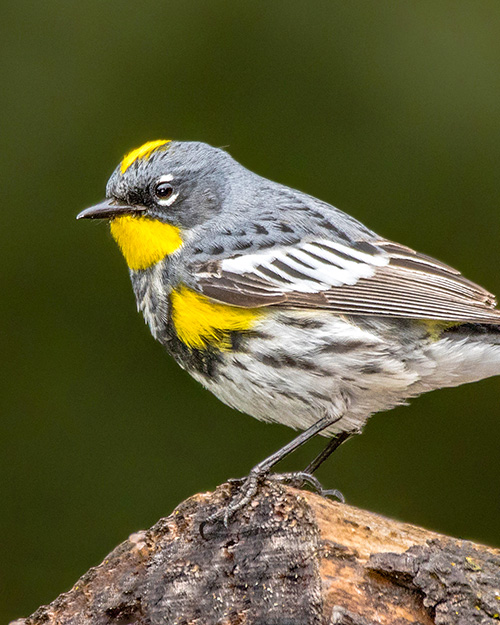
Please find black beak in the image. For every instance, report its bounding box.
[76,199,146,220]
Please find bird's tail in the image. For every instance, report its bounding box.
[424,323,500,389]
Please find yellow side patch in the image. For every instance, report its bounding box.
[120,139,171,174]
[171,286,262,350]
[110,215,182,270]
[420,319,460,341]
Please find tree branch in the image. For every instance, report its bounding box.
[12,482,500,625]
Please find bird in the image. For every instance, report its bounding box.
[78,139,500,521]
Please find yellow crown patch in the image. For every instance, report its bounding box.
[120,140,171,174]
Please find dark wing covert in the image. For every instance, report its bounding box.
[192,237,500,323]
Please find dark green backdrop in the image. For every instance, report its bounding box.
[2,1,500,620]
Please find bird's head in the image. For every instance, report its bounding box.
[77,140,232,270]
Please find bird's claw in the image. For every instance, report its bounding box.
[199,470,344,538]
[321,487,345,503]
[269,471,345,502]
[200,469,267,537]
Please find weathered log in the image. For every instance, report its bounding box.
[12,481,500,625]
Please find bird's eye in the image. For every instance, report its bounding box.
[154,182,173,200]
[152,177,178,207]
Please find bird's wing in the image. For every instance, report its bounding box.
[192,238,500,323]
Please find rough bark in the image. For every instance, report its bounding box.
[12,481,500,625]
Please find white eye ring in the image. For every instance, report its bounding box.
[154,175,178,207]
[157,174,173,182]
[157,190,179,207]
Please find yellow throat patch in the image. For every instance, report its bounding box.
[170,286,262,350]
[120,139,171,174]
[110,215,182,270]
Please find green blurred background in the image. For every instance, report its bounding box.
[2,0,500,620]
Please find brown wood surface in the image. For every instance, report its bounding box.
[11,481,500,625]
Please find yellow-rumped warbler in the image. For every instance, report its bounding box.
[78,139,500,520]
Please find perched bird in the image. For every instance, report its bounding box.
[78,139,500,518]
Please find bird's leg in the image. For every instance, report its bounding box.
[271,431,354,502]
[201,414,344,534]
[304,431,353,475]
[268,432,353,501]
[237,427,353,502]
